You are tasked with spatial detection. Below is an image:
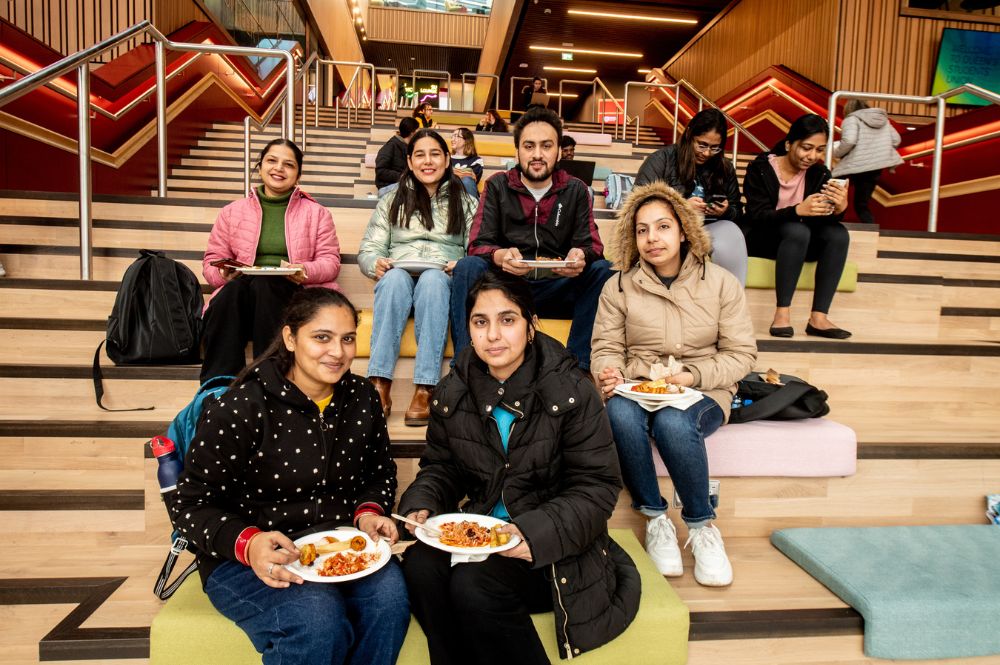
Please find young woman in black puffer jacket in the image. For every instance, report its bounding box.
[399,270,640,665]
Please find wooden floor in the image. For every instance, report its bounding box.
[1,110,999,664]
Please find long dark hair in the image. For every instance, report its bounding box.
[388,129,467,236]
[771,114,830,155]
[232,288,360,387]
[676,108,733,198]
[486,109,508,132]
[465,270,537,339]
[254,138,304,173]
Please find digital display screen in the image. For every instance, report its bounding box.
[932,28,1000,106]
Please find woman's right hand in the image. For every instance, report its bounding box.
[374,257,394,280]
[688,196,708,213]
[795,193,836,217]
[403,510,430,535]
[247,531,303,588]
[598,367,625,401]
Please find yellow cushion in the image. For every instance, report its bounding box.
[746,258,858,293]
[356,310,572,358]
[150,529,689,665]
[474,140,517,157]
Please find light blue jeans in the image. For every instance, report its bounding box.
[368,267,451,386]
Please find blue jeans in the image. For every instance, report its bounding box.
[205,559,409,665]
[459,176,480,199]
[449,255,613,370]
[606,395,724,527]
[368,267,451,386]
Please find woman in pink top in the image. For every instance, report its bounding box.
[742,114,851,339]
[200,139,341,381]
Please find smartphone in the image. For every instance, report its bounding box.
[210,257,248,270]
[827,178,848,188]
[708,194,727,205]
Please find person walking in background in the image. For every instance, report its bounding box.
[200,139,341,381]
[359,129,476,426]
[742,114,851,339]
[450,128,485,198]
[375,117,420,197]
[832,99,902,224]
[635,109,748,285]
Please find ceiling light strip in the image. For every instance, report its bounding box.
[567,9,697,24]
[530,45,642,58]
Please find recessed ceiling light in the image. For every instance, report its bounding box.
[543,65,597,74]
[567,9,697,24]
[530,45,642,58]
[638,69,651,74]
[519,63,529,68]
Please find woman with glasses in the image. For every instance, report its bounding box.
[450,128,484,198]
[635,109,747,285]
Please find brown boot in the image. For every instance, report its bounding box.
[369,376,392,418]
[404,385,433,427]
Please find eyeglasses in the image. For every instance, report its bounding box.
[693,141,723,155]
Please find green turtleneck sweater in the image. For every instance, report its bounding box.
[254,186,292,267]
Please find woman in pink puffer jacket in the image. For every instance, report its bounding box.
[200,139,341,381]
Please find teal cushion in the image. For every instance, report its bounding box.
[771,525,1000,660]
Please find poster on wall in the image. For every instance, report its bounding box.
[931,28,1000,104]
[902,0,1000,25]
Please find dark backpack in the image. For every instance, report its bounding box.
[728,372,830,424]
[153,375,234,600]
[92,250,203,411]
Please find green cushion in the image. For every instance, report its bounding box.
[772,525,1000,660]
[150,529,688,665]
[746,257,858,292]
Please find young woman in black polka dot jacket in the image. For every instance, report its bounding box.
[171,288,409,665]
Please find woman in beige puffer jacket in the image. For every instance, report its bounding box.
[591,181,757,587]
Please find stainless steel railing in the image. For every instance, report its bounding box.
[410,69,452,110]
[0,20,297,279]
[827,83,1000,233]
[461,72,500,112]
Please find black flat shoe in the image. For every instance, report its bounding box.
[805,323,852,339]
[769,326,794,338]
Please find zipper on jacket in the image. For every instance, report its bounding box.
[551,562,574,659]
[532,204,540,279]
[314,404,335,522]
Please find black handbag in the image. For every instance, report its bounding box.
[728,372,830,424]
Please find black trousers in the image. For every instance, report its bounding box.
[401,542,553,665]
[748,219,850,313]
[199,275,301,382]
[848,169,882,224]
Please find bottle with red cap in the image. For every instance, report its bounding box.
[150,435,184,496]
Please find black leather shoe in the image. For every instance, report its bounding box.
[769,326,794,338]
[805,323,852,339]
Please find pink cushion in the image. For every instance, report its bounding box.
[651,419,857,478]
[565,130,613,146]
[364,153,377,168]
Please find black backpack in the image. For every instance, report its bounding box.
[728,372,830,424]
[92,250,203,411]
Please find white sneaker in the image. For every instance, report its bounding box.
[645,515,683,576]
[685,524,733,587]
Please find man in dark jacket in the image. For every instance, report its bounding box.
[450,106,612,371]
[375,117,418,195]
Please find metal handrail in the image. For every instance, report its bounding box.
[0,20,297,279]
[375,66,399,111]
[243,52,319,196]
[461,72,500,112]
[556,79,594,118]
[411,69,452,110]
[827,83,999,233]
[317,59,376,126]
[510,76,549,112]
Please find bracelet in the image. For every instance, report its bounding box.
[353,503,384,528]
[234,526,262,566]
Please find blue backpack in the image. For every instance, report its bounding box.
[153,375,234,599]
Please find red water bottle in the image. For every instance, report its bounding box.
[150,435,184,495]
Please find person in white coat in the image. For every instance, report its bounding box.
[832,100,903,224]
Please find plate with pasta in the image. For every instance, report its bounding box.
[287,528,392,583]
[415,513,522,555]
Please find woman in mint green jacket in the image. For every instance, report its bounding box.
[358,129,476,427]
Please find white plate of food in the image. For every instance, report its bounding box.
[391,259,448,273]
[512,259,578,268]
[415,513,521,555]
[235,266,301,276]
[286,528,391,583]
[613,380,701,401]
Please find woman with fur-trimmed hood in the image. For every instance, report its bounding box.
[591,181,757,587]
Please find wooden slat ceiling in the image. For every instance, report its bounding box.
[361,41,482,81]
